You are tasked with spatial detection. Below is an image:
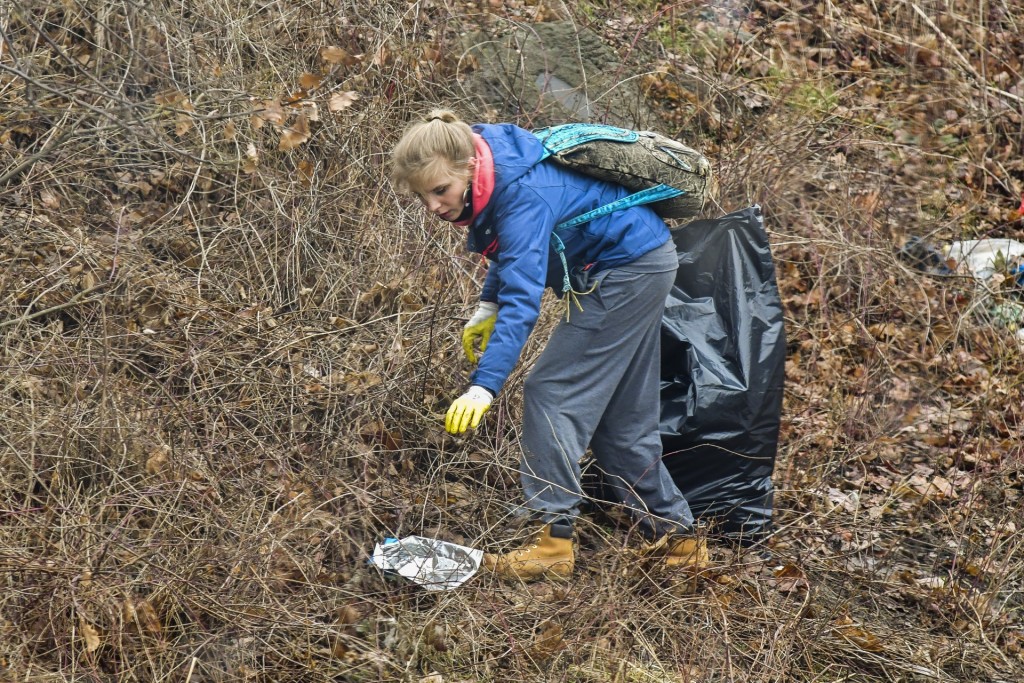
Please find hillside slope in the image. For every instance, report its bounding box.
[1,0,1022,680]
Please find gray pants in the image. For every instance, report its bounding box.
[520,240,694,537]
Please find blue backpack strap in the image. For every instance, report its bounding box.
[554,184,684,231]
[549,184,685,295]
[533,123,638,154]
[533,123,686,294]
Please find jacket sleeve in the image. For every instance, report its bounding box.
[480,263,499,303]
[469,184,555,396]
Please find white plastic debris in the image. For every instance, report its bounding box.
[946,239,1024,282]
[370,536,483,591]
[945,239,1024,346]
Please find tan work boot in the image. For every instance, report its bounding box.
[483,523,574,581]
[641,534,710,570]
[663,535,710,569]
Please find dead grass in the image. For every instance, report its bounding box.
[1,0,1023,681]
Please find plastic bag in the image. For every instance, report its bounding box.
[946,239,1024,342]
[370,536,483,591]
[658,205,786,541]
[946,239,1024,283]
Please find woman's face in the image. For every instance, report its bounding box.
[413,171,469,222]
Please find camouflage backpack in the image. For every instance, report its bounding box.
[532,123,713,299]
[533,123,713,223]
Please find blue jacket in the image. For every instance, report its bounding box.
[467,123,671,396]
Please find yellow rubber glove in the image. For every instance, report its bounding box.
[445,385,494,435]
[462,301,498,364]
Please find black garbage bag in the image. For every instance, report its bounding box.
[659,205,785,541]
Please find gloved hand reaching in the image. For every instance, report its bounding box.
[462,301,498,364]
[445,385,494,435]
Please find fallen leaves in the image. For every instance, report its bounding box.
[243,142,259,173]
[889,465,973,504]
[321,45,361,67]
[832,615,884,652]
[4,2,1024,682]
[278,114,310,151]
[154,90,197,137]
[299,72,324,90]
[251,98,287,130]
[357,419,403,452]
[79,616,101,653]
[39,188,61,209]
[123,598,164,639]
[329,91,360,112]
[771,563,809,593]
[246,73,359,157]
[527,620,567,661]
[145,445,170,475]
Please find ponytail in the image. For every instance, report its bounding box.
[391,108,475,192]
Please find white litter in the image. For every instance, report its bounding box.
[370,536,483,591]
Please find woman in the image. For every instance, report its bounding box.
[391,109,707,581]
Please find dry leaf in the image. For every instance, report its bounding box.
[154,90,186,106]
[339,371,382,393]
[328,316,355,329]
[303,101,320,122]
[528,620,566,660]
[278,114,310,151]
[532,4,561,21]
[252,98,286,129]
[328,91,359,112]
[372,45,391,67]
[356,419,402,451]
[284,89,307,107]
[80,270,97,291]
[173,98,196,136]
[826,487,859,513]
[321,46,351,65]
[434,481,472,506]
[296,159,315,186]
[927,475,956,499]
[299,72,323,90]
[900,473,957,502]
[80,618,101,653]
[772,564,809,593]
[124,599,163,638]
[851,55,871,71]
[868,322,898,339]
[175,117,191,136]
[146,445,170,475]
[223,120,236,141]
[916,576,946,590]
[330,637,349,659]
[336,604,361,625]
[39,189,60,209]
[832,616,884,652]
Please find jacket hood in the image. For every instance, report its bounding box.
[470,123,546,225]
[454,133,495,227]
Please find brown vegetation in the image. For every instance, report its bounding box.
[1,0,1022,681]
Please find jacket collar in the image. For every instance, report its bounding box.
[455,133,494,227]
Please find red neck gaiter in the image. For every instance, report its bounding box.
[455,133,495,227]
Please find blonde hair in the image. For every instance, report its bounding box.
[391,108,475,192]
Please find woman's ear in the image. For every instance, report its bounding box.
[467,156,477,172]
